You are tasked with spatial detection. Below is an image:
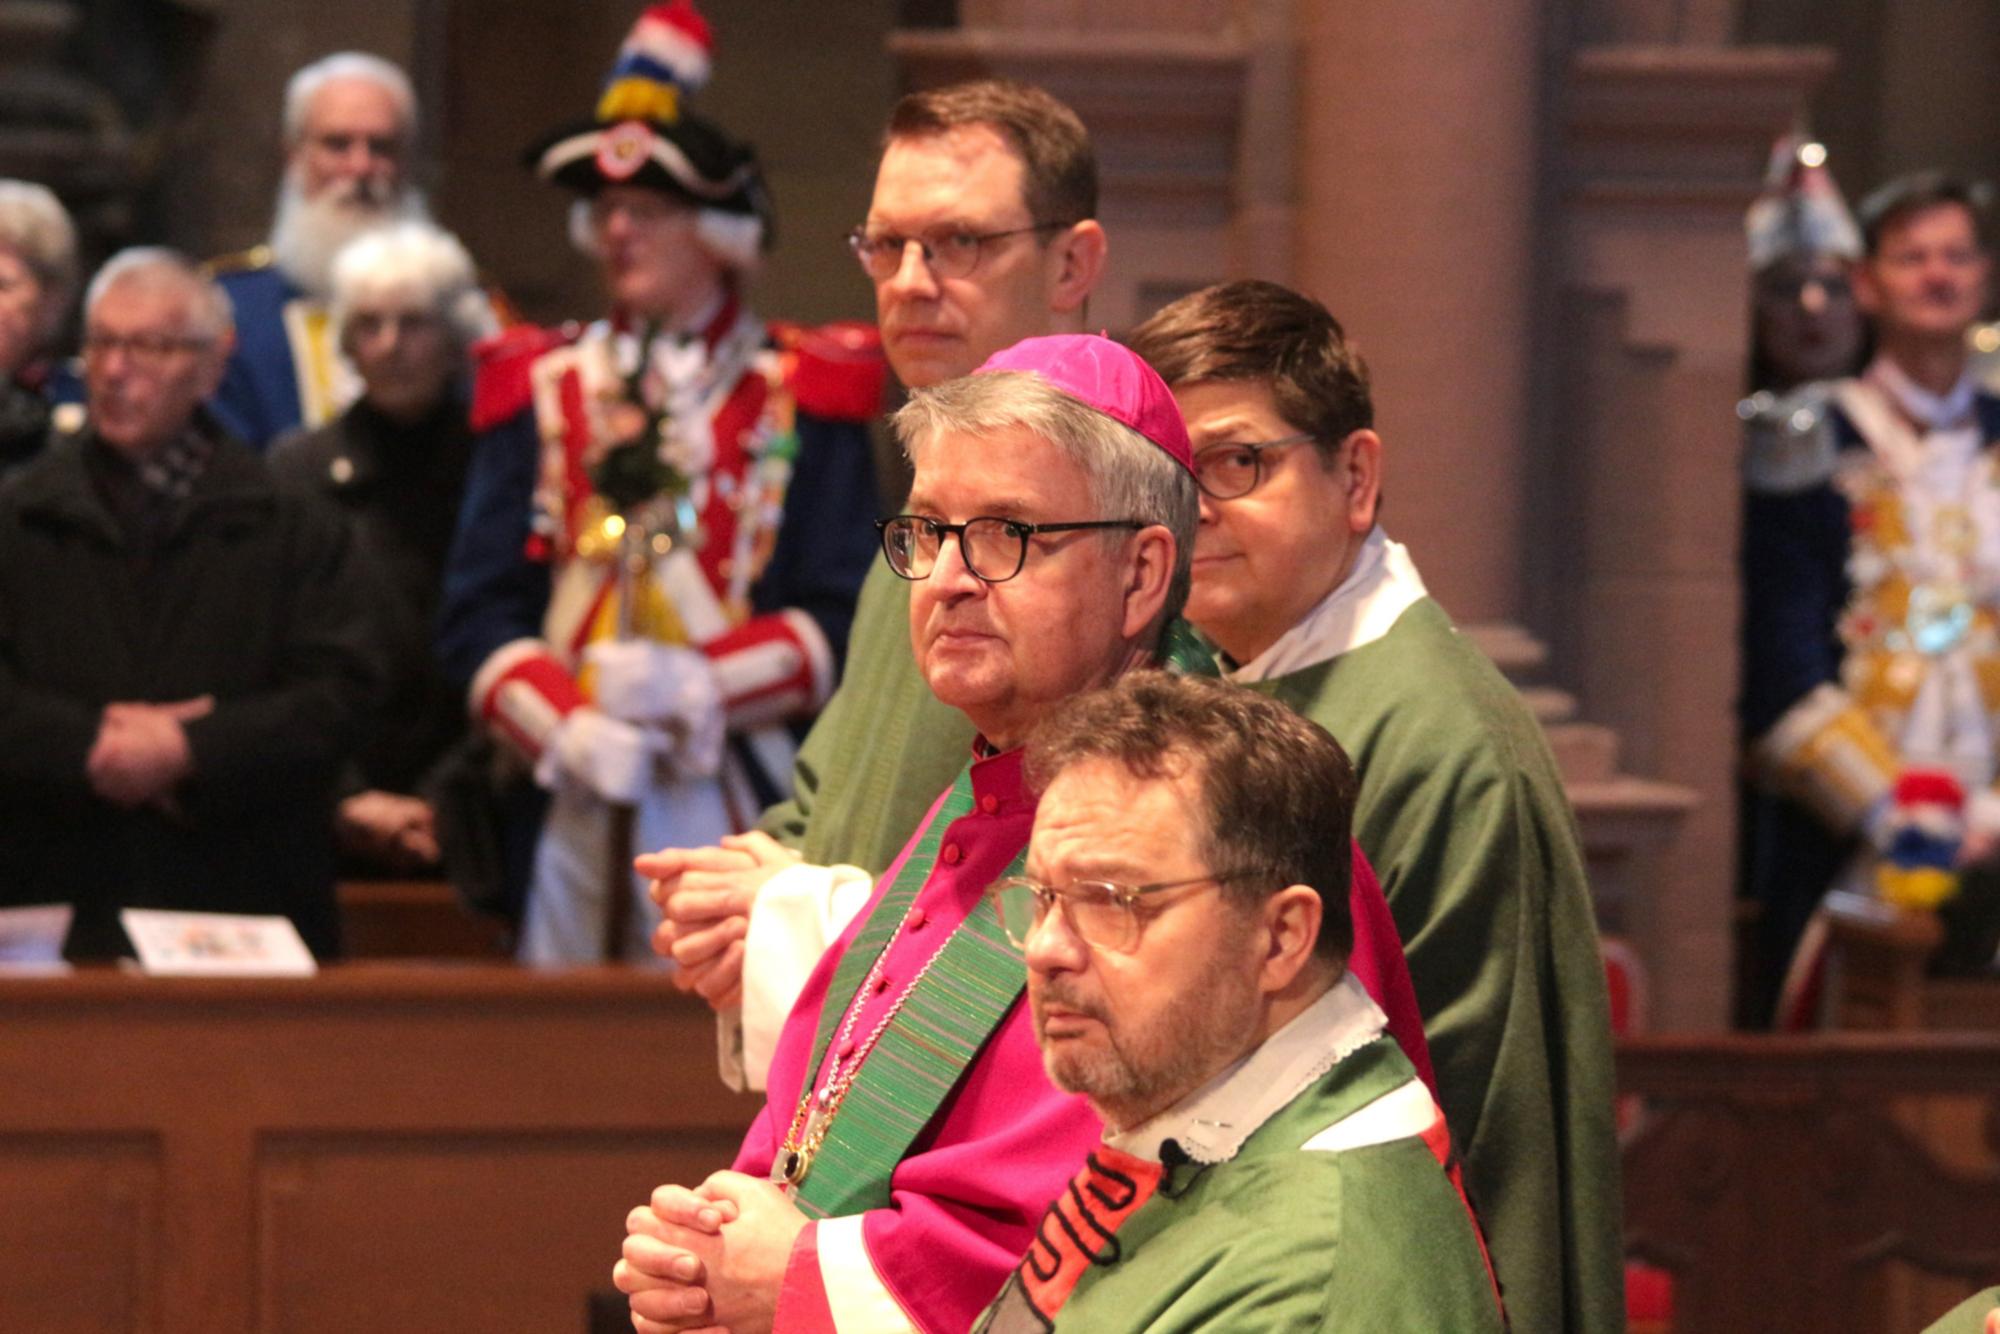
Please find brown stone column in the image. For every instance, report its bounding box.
[1293,0,1545,624]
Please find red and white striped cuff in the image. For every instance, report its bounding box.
[469,638,585,762]
[705,610,834,732]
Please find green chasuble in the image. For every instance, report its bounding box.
[1924,1286,2000,1333]
[975,1036,1505,1333]
[759,561,974,873]
[1251,597,1624,1334]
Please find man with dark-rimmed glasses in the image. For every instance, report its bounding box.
[974,670,1504,1332]
[642,78,1116,1086]
[1128,279,1623,1334]
[615,334,1194,1333]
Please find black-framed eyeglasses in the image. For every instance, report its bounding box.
[1192,433,1319,500]
[875,514,1143,584]
[990,869,1274,954]
[846,223,1074,282]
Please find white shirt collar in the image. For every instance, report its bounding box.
[1228,527,1429,683]
[1867,353,1979,432]
[1102,972,1388,1165]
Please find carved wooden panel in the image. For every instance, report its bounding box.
[0,968,760,1334]
[254,1130,741,1333]
[1620,1034,2000,1333]
[0,1133,161,1333]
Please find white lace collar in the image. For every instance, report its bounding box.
[1102,973,1387,1165]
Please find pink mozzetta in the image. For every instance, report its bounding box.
[975,333,1195,474]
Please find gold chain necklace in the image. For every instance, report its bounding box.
[771,908,942,1191]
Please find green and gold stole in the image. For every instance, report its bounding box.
[792,765,1029,1219]
[790,618,1218,1218]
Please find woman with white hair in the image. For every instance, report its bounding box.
[270,219,495,879]
[0,180,78,470]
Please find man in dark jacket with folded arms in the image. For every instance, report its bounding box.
[0,248,378,959]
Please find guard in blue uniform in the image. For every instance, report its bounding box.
[206,252,339,449]
[1743,170,2000,1015]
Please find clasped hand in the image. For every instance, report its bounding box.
[638,831,799,1008]
[86,695,211,809]
[613,1170,806,1334]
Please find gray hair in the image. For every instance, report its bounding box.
[0,180,77,337]
[85,248,235,342]
[329,220,493,347]
[284,52,416,146]
[893,369,1198,625]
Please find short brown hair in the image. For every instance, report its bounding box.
[885,79,1096,228]
[1126,280,1372,463]
[1858,170,1991,256]
[1024,672,1357,965]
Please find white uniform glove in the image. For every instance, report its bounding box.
[1969,787,2000,839]
[584,640,726,779]
[535,706,657,804]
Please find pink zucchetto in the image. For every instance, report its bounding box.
[975,333,1194,474]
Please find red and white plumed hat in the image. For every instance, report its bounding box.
[527,1,770,268]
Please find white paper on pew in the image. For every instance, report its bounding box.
[0,903,72,970]
[120,910,318,977]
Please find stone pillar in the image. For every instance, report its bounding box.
[1228,0,1298,284]
[1554,44,1833,1028]
[1293,0,1545,625]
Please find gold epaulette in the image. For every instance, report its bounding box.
[200,244,274,278]
[475,270,524,329]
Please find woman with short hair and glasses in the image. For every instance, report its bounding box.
[1125,279,1624,1334]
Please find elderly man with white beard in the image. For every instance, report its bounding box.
[206,52,438,449]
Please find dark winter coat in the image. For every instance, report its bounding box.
[0,424,380,958]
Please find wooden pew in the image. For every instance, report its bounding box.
[1818,890,2000,1032]
[337,877,511,959]
[1620,1032,2000,1334]
[6,967,1996,1334]
[0,966,756,1334]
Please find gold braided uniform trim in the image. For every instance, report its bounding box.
[1846,646,1923,717]
[200,245,274,278]
[1752,682,1898,833]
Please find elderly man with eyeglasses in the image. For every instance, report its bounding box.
[0,248,379,959]
[207,52,430,449]
[1128,279,1624,1334]
[974,671,1505,1332]
[641,80,1114,1065]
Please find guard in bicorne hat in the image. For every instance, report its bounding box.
[438,0,886,964]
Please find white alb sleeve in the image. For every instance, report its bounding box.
[715,860,877,1091]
